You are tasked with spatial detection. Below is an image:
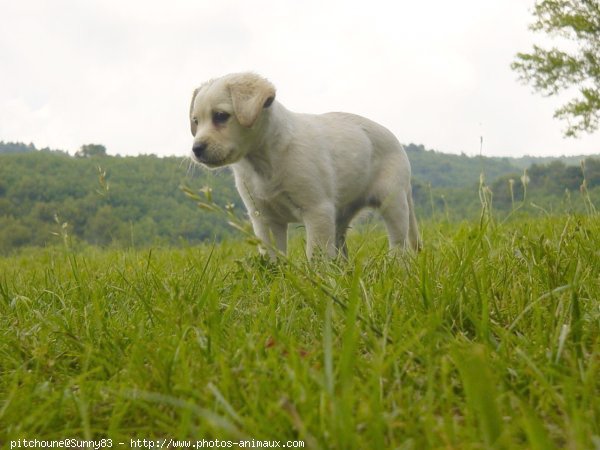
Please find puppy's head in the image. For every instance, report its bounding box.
[189,73,276,168]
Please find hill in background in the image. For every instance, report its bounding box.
[1,141,599,253]
[404,143,599,187]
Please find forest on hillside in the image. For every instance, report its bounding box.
[1,141,599,253]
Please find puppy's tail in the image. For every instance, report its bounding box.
[407,188,422,251]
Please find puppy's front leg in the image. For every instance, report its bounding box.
[250,215,288,259]
[303,203,336,259]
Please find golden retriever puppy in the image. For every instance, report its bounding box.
[190,72,419,259]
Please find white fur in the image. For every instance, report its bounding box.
[190,72,420,259]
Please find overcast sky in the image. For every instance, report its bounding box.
[1,0,598,158]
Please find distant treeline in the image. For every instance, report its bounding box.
[1,141,599,253]
[0,141,65,155]
[0,147,241,253]
[0,142,38,154]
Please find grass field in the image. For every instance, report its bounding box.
[1,215,599,449]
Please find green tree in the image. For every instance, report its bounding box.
[75,144,107,158]
[512,0,600,137]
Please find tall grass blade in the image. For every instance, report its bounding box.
[453,345,503,448]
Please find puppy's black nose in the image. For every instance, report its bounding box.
[192,142,207,158]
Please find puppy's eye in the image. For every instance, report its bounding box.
[212,111,230,125]
[193,118,198,125]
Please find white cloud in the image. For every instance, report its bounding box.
[0,0,598,157]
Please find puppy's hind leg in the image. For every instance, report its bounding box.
[379,192,411,251]
[407,190,421,251]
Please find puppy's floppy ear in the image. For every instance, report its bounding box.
[190,87,200,136]
[228,73,276,128]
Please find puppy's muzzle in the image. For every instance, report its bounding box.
[192,142,207,159]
